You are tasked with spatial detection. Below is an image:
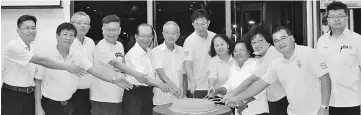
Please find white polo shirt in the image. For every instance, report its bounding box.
[35,46,92,101]
[317,28,361,107]
[91,39,126,103]
[208,55,237,88]
[253,46,286,102]
[262,45,328,115]
[222,58,269,115]
[125,42,156,86]
[71,37,95,89]
[183,30,216,90]
[151,43,185,105]
[2,37,37,87]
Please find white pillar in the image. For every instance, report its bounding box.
[313,0,318,48]
[226,0,232,38]
[350,9,354,31]
[147,0,153,26]
[306,0,313,48]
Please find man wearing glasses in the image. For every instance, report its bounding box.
[224,26,332,115]
[91,15,147,115]
[2,15,84,115]
[183,9,217,98]
[123,23,169,115]
[68,11,94,115]
[317,2,361,115]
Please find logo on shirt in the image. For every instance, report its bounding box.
[114,52,125,72]
[297,60,302,68]
[184,51,189,56]
[340,45,353,52]
[320,62,328,69]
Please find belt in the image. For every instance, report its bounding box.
[2,83,34,93]
[42,96,69,105]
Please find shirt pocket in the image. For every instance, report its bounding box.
[339,47,357,68]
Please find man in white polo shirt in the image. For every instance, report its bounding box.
[68,11,94,115]
[34,22,133,115]
[91,15,148,115]
[224,26,332,115]
[1,15,84,115]
[223,25,288,115]
[123,23,169,115]
[152,21,186,106]
[317,2,361,115]
[183,9,216,98]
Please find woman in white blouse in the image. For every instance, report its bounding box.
[215,39,269,115]
[207,34,237,95]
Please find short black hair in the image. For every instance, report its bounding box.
[191,9,210,23]
[272,26,293,36]
[209,34,234,57]
[326,2,348,17]
[17,15,37,28]
[56,22,77,37]
[236,34,255,58]
[245,25,273,51]
[102,14,121,24]
[136,23,154,36]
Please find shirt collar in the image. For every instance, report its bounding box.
[134,42,151,56]
[160,42,179,53]
[74,37,87,45]
[16,36,34,50]
[281,43,299,61]
[194,30,212,40]
[215,55,234,64]
[54,44,76,60]
[328,27,352,39]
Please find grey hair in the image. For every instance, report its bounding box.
[71,11,91,22]
[162,21,180,32]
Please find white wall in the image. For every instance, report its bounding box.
[1,0,70,61]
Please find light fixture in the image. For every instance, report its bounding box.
[232,24,237,28]
[248,20,255,25]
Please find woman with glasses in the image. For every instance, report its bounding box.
[206,34,237,97]
[213,36,269,115]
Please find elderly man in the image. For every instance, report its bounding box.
[2,15,83,115]
[183,9,217,98]
[68,11,94,115]
[224,26,332,115]
[317,2,361,115]
[152,21,186,106]
[123,23,169,115]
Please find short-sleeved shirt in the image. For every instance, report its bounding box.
[151,43,185,105]
[71,37,95,89]
[35,45,92,101]
[222,58,269,115]
[207,55,237,88]
[2,37,37,87]
[183,30,216,90]
[91,39,126,103]
[253,46,286,102]
[262,45,328,115]
[317,28,361,107]
[125,42,156,86]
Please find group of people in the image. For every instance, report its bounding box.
[2,1,361,115]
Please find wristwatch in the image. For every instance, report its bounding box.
[321,105,329,110]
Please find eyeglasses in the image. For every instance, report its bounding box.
[327,15,347,19]
[251,39,265,46]
[233,49,248,54]
[19,27,37,31]
[72,21,90,26]
[273,35,290,44]
[138,34,153,38]
[163,31,179,36]
[193,22,208,27]
[103,27,120,33]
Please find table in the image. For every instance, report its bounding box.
[153,104,232,115]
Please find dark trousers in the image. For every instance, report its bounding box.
[123,85,154,115]
[90,101,123,115]
[329,105,360,115]
[41,96,73,115]
[69,89,91,115]
[268,97,288,115]
[186,90,208,98]
[1,87,34,115]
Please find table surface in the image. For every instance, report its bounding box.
[153,103,232,115]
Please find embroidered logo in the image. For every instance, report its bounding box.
[340,45,353,52]
[297,60,302,68]
[184,51,189,56]
[320,62,328,69]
